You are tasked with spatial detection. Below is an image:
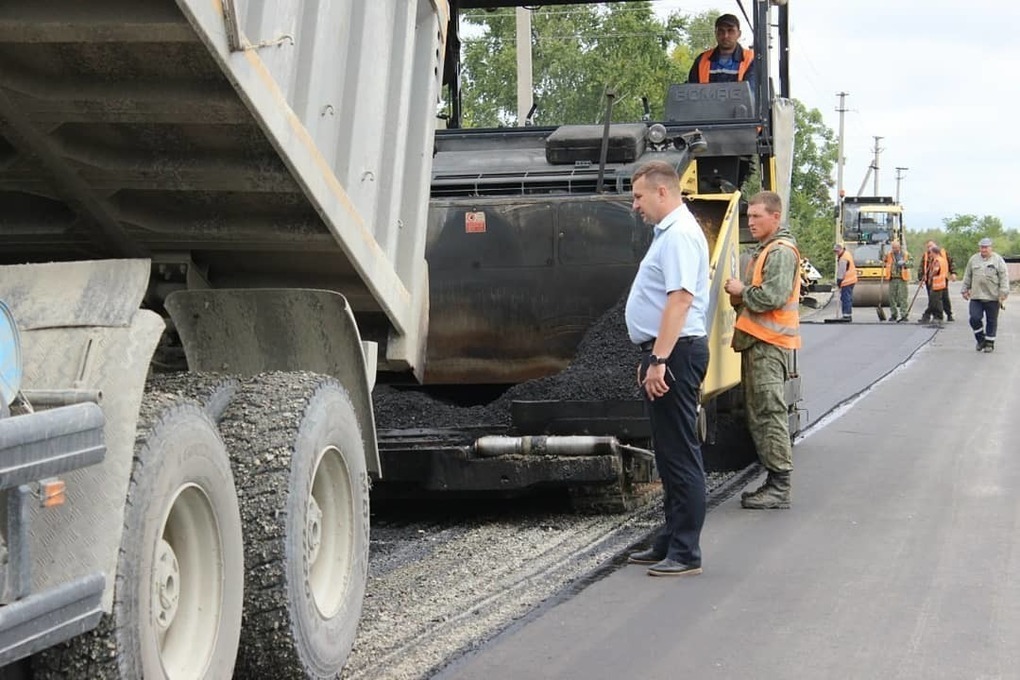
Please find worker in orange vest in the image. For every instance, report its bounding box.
[687,14,756,86]
[919,244,948,325]
[883,240,911,322]
[724,191,800,509]
[834,243,858,321]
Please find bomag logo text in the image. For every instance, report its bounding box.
[673,87,745,102]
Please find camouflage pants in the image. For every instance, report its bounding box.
[888,278,908,319]
[741,341,793,473]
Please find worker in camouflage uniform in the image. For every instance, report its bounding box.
[883,240,911,322]
[723,191,801,509]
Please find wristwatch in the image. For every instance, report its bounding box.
[649,354,668,365]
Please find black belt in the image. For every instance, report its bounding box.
[638,337,700,352]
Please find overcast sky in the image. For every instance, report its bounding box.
[651,1,1020,231]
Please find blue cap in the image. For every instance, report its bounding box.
[979,237,993,247]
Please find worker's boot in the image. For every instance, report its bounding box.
[740,471,774,501]
[983,340,995,353]
[741,471,791,509]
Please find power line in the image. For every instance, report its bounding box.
[461,32,680,43]
[464,2,713,17]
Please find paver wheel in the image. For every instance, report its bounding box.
[220,372,370,679]
[35,394,245,679]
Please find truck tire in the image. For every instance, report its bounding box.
[34,395,244,679]
[219,372,369,679]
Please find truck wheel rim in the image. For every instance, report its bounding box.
[307,445,353,618]
[155,483,223,677]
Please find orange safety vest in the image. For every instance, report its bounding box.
[734,239,802,349]
[930,252,948,291]
[838,249,858,286]
[696,47,755,83]
[883,251,910,281]
[919,250,934,281]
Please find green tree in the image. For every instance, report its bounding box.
[458,3,688,126]
[454,6,844,281]
[909,217,1020,282]
[787,100,838,277]
[942,214,1006,273]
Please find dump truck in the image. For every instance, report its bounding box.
[0,0,446,676]
[374,0,802,508]
[839,196,908,306]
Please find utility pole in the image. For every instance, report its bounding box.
[835,92,849,249]
[895,167,909,203]
[515,7,533,127]
[871,135,883,195]
[835,92,848,203]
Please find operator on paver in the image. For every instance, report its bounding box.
[723,191,800,510]
[883,240,911,322]
[687,13,756,86]
[962,237,1009,353]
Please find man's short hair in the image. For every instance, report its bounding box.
[748,190,782,215]
[632,161,680,192]
[715,13,740,30]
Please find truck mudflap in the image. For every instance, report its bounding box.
[0,402,107,666]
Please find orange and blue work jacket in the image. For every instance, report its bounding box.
[689,45,755,84]
[734,239,802,350]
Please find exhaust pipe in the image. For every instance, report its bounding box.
[473,435,654,462]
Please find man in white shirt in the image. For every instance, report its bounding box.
[624,160,710,577]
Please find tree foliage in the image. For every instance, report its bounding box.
[453,6,845,280]
[911,216,1020,274]
[457,3,689,126]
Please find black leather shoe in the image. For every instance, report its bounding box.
[647,558,702,577]
[628,548,665,565]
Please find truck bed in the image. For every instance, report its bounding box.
[0,0,447,370]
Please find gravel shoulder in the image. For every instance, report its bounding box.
[341,469,752,680]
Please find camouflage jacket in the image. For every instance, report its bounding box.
[732,227,800,351]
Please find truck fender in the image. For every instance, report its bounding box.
[165,288,380,476]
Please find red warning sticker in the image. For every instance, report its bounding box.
[465,211,487,233]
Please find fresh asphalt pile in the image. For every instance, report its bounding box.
[372,297,641,430]
[349,300,746,679]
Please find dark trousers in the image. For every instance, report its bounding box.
[641,336,709,565]
[921,284,945,322]
[969,299,1000,343]
[839,284,854,318]
[941,288,954,318]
